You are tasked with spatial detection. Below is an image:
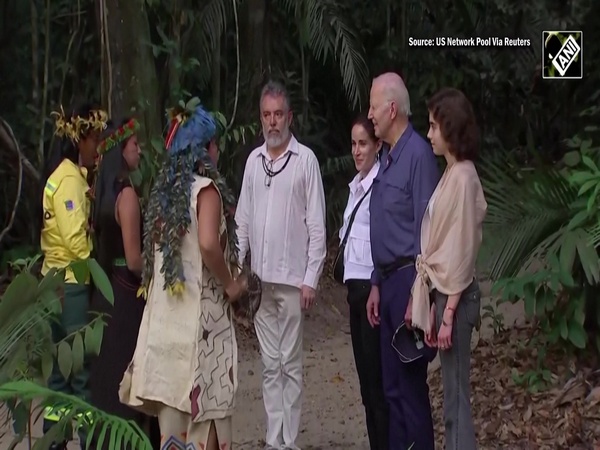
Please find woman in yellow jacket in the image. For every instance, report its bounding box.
[40,103,107,450]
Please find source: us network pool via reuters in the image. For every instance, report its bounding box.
[408,36,531,47]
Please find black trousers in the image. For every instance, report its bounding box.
[347,279,389,450]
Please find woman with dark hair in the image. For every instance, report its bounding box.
[408,87,487,450]
[120,101,261,450]
[40,103,108,450]
[88,117,160,448]
[337,113,388,449]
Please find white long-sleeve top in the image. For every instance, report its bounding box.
[235,135,327,290]
[338,161,379,282]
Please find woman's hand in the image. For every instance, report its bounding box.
[225,275,248,303]
[424,303,437,347]
[437,308,454,350]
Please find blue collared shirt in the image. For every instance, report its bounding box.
[369,123,440,285]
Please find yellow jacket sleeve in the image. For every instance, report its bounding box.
[52,176,91,261]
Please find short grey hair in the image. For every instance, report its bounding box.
[260,80,291,111]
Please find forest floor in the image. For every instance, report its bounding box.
[2,278,600,449]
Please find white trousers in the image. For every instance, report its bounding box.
[254,282,303,449]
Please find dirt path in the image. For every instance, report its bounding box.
[1,279,524,449]
[231,279,523,449]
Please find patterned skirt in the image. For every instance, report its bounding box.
[119,269,238,449]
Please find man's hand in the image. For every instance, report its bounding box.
[405,296,413,329]
[366,285,380,327]
[300,285,316,310]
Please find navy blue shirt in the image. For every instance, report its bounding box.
[369,123,440,285]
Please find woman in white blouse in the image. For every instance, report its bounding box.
[338,113,388,450]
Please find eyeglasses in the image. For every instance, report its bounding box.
[264,159,274,187]
[261,152,292,188]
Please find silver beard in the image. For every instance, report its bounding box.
[264,123,290,148]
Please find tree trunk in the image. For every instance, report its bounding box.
[97,0,161,146]
[239,0,267,120]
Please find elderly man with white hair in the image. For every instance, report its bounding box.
[366,72,440,450]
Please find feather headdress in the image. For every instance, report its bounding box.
[51,105,108,142]
[139,98,239,298]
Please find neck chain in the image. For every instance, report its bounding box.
[262,152,292,188]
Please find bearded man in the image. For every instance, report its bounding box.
[234,80,327,450]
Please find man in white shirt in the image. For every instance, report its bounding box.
[235,80,327,450]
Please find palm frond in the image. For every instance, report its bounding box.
[183,0,233,90]
[0,381,152,450]
[276,0,369,109]
[479,154,579,279]
[320,154,354,177]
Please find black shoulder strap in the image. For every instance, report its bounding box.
[340,184,373,247]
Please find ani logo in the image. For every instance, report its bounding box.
[542,31,583,79]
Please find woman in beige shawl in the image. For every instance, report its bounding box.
[407,87,487,450]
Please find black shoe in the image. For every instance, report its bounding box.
[48,441,68,450]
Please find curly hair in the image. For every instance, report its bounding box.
[426,88,479,161]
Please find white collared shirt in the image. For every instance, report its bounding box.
[338,161,380,282]
[235,135,327,289]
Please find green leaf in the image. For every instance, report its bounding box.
[576,237,600,284]
[72,333,84,374]
[558,232,577,276]
[578,179,599,195]
[587,183,600,212]
[581,139,593,153]
[57,341,72,379]
[88,259,114,304]
[86,320,105,356]
[41,351,54,382]
[570,171,596,184]
[10,401,30,435]
[548,324,561,343]
[557,268,576,288]
[542,287,555,312]
[567,209,591,230]
[563,151,581,167]
[560,316,568,340]
[1,272,38,306]
[582,155,599,172]
[84,325,95,355]
[70,260,89,285]
[567,320,587,349]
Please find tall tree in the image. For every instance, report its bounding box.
[97,0,162,144]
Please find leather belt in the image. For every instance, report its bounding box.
[378,256,414,280]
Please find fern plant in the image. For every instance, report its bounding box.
[480,133,600,354]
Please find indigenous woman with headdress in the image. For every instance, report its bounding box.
[88,117,161,449]
[120,101,253,450]
[40,103,108,450]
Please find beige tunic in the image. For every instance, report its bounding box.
[120,176,238,429]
